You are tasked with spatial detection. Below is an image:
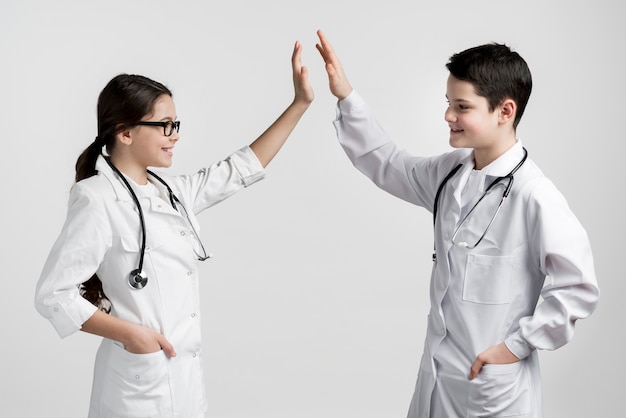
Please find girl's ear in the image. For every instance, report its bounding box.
[115,128,133,146]
[498,98,517,125]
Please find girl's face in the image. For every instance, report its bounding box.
[126,94,179,170]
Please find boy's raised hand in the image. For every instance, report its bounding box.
[316,30,353,100]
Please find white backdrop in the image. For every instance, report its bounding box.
[1,1,623,417]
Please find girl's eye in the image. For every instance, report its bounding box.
[459,104,469,110]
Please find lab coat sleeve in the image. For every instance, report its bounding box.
[171,146,266,214]
[34,182,109,338]
[333,91,441,208]
[504,178,599,359]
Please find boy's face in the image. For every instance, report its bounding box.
[445,75,506,154]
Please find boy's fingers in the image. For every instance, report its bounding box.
[316,30,337,63]
[468,358,484,380]
[317,30,334,54]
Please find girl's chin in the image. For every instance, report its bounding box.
[150,159,173,168]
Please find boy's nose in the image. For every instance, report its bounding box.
[444,107,456,122]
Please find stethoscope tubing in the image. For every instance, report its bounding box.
[433,147,527,225]
[432,147,528,257]
[103,156,209,289]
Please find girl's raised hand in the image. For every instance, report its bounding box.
[292,40,314,106]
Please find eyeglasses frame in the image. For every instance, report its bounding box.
[135,120,180,136]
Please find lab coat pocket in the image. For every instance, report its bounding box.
[119,228,169,254]
[463,254,513,304]
[467,362,531,417]
[102,343,172,416]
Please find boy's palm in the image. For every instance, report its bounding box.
[316,30,353,100]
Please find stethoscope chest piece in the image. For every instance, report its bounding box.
[129,269,148,289]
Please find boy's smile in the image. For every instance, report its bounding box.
[444,75,517,169]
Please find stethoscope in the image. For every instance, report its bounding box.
[432,147,528,261]
[104,157,211,289]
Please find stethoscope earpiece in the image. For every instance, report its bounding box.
[129,269,148,289]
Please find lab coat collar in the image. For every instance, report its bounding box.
[95,154,134,202]
[481,140,525,178]
[451,152,476,205]
[94,155,176,210]
[465,140,525,194]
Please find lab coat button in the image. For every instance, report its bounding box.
[187,271,193,276]
[192,352,197,358]
[180,231,186,236]
[53,307,58,312]
[191,312,196,318]
[135,375,140,380]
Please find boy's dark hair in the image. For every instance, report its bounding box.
[446,43,532,129]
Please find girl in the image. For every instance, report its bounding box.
[35,41,313,418]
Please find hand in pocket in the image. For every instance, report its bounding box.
[469,342,519,380]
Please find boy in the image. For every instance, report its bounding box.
[315,30,599,417]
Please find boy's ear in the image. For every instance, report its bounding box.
[498,98,517,125]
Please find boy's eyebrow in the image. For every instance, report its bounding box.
[445,95,472,103]
[454,99,471,102]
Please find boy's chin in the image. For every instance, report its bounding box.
[449,139,472,149]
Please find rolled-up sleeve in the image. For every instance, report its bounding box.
[34,183,108,338]
[173,146,265,213]
[229,145,266,187]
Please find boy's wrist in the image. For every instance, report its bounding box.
[504,331,534,360]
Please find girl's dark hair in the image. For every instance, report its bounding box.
[76,74,172,312]
[446,43,532,129]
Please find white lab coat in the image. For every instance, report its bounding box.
[35,147,265,418]
[333,91,599,418]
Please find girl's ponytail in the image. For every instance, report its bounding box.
[79,274,112,313]
[75,137,104,182]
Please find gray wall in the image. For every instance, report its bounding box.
[1,0,623,416]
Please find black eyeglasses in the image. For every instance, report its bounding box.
[135,120,180,136]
